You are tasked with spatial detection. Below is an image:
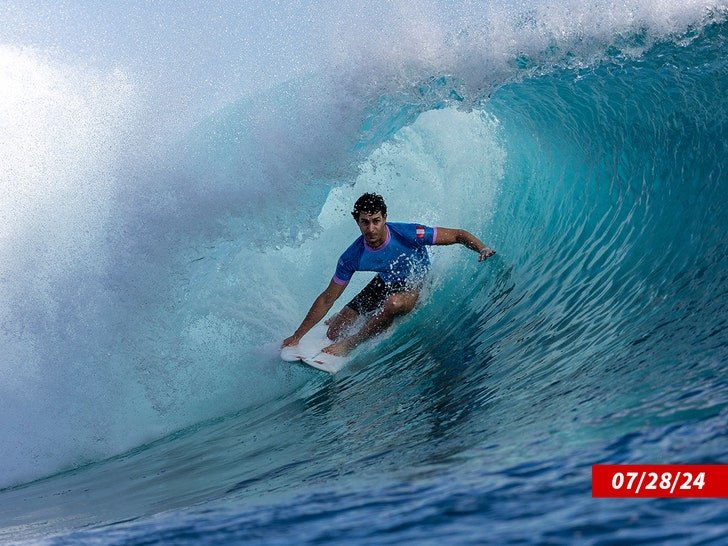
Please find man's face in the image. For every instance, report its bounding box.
[356,211,387,248]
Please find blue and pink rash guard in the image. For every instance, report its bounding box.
[333,222,438,287]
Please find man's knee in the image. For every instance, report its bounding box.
[340,306,359,322]
[383,293,417,317]
[327,307,358,338]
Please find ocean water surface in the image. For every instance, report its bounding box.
[1,1,727,544]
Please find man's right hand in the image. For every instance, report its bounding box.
[281,335,301,348]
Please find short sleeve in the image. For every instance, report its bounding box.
[398,223,436,246]
[333,253,355,285]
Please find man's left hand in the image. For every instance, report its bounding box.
[478,248,496,262]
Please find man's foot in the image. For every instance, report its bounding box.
[322,339,353,356]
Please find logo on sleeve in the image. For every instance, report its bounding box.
[416,226,425,239]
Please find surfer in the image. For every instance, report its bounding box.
[282,193,495,356]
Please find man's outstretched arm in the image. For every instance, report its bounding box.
[282,279,346,347]
[434,227,496,261]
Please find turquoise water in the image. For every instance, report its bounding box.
[1,2,727,544]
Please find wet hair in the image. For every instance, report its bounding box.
[351,193,387,221]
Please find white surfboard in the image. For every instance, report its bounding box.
[280,324,348,374]
[301,351,347,374]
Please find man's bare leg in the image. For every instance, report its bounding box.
[323,290,420,356]
[325,306,359,340]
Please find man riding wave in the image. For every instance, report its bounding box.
[282,193,495,356]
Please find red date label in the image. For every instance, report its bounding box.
[592,465,728,497]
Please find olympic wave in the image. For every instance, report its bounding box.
[1,1,727,543]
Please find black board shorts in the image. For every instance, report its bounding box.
[345,275,414,315]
